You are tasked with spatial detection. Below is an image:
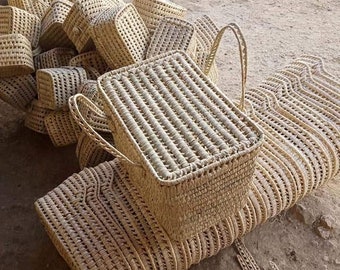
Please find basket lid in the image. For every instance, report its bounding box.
[98,51,263,183]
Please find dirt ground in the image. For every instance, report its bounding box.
[0,0,339,269]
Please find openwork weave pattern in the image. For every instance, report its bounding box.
[91,3,150,69]
[63,0,123,53]
[0,6,41,48]
[0,34,34,78]
[71,51,263,240]
[36,67,87,110]
[45,110,81,147]
[132,0,186,34]
[36,56,340,270]
[25,99,52,134]
[39,0,74,50]
[8,0,50,19]
[34,47,76,69]
[0,74,36,111]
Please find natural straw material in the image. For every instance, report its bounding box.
[0,6,41,48]
[39,0,75,50]
[70,51,263,240]
[25,99,52,134]
[37,67,87,110]
[8,0,50,19]
[0,34,34,78]
[0,74,36,111]
[63,0,124,53]
[91,3,150,69]
[132,0,186,34]
[34,47,76,69]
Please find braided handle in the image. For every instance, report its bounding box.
[69,94,141,167]
[204,23,247,111]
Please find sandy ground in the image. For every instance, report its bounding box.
[0,0,339,269]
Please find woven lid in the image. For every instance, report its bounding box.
[98,51,263,182]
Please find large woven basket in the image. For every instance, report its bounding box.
[37,67,87,110]
[0,74,36,111]
[0,6,41,48]
[25,99,52,134]
[0,34,34,78]
[39,0,75,50]
[8,0,50,19]
[132,0,186,34]
[146,17,197,60]
[63,0,123,53]
[69,51,264,240]
[45,110,81,147]
[34,47,76,69]
[91,3,150,69]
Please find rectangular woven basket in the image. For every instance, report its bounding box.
[69,51,264,240]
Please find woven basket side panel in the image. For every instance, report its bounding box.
[8,0,50,18]
[132,0,186,33]
[0,75,36,110]
[45,110,81,146]
[0,34,34,78]
[37,67,87,109]
[25,100,52,134]
[69,51,108,75]
[34,48,76,69]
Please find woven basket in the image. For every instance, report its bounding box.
[132,0,186,34]
[25,99,52,134]
[36,67,87,110]
[34,47,76,69]
[0,34,34,78]
[45,110,81,147]
[146,17,197,60]
[0,74,36,111]
[0,6,41,48]
[76,131,113,169]
[63,0,123,53]
[69,51,264,240]
[8,0,50,19]
[91,3,150,69]
[69,51,108,79]
[39,0,75,50]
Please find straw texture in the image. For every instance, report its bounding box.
[70,51,263,240]
[0,6,41,48]
[0,34,34,78]
[8,0,50,19]
[25,99,52,134]
[91,3,150,69]
[34,47,76,69]
[39,0,75,50]
[132,0,186,34]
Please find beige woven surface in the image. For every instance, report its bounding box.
[91,3,150,70]
[70,51,263,240]
[8,0,50,19]
[0,74,36,111]
[0,33,34,78]
[25,99,52,134]
[34,47,76,69]
[36,66,87,110]
[132,0,186,34]
[0,6,41,48]
[63,0,123,53]
[39,0,74,50]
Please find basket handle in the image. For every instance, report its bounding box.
[69,94,141,167]
[204,23,247,111]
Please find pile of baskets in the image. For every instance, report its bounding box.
[0,0,339,269]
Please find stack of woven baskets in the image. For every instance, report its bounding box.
[0,0,339,269]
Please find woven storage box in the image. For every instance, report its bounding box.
[0,6,41,48]
[63,0,123,53]
[69,51,108,79]
[0,74,36,111]
[34,47,76,69]
[45,110,81,147]
[70,51,264,240]
[0,34,34,78]
[37,67,87,110]
[132,0,186,34]
[91,3,150,69]
[76,131,113,169]
[39,0,75,50]
[8,0,50,19]
[25,99,52,134]
[146,17,197,59]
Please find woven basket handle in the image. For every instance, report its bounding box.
[69,94,140,167]
[204,23,247,111]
